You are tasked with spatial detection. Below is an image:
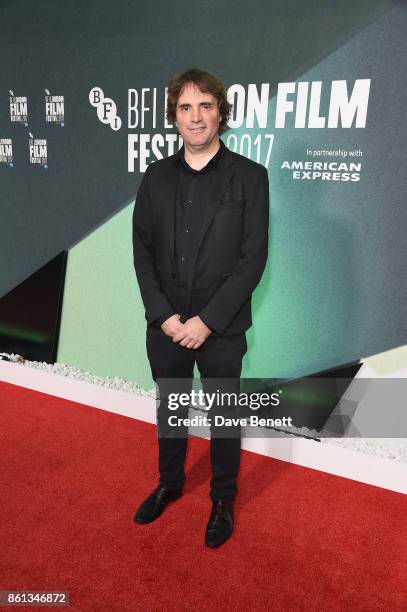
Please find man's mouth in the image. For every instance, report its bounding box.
[189,127,205,131]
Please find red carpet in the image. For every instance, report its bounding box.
[0,380,406,611]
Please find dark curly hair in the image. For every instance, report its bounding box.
[166,68,231,134]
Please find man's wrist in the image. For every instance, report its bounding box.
[154,311,176,327]
[198,314,217,335]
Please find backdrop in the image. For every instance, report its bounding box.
[1,0,406,387]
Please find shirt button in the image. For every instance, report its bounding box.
[187,200,192,205]
[181,256,186,262]
[185,228,189,233]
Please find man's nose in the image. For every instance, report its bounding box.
[191,107,202,122]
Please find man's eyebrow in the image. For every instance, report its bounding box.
[178,101,215,106]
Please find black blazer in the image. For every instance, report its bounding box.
[132,143,269,336]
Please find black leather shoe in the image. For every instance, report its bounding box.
[205,500,234,548]
[134,485,183,524]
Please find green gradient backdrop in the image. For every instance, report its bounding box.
[56,2,407,388]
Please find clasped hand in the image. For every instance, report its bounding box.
[161,314,212,349]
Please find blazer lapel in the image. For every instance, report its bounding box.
[164,161,180,269]
[185,147,235,303]
[195,154,235,255]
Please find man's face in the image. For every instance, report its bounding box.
[175,82,222,150]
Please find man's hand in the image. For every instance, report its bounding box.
[172,315,212,349]
[161,314,185,338]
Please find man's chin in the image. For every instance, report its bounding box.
[185,137,212,150]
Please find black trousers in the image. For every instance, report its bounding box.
[146,326,247,502]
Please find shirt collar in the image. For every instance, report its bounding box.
[177,139,225,174]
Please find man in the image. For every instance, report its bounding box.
[132,68,269,548]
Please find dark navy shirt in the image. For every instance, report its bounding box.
[154,141,224,328]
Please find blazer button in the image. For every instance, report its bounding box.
[170,272,175,278]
